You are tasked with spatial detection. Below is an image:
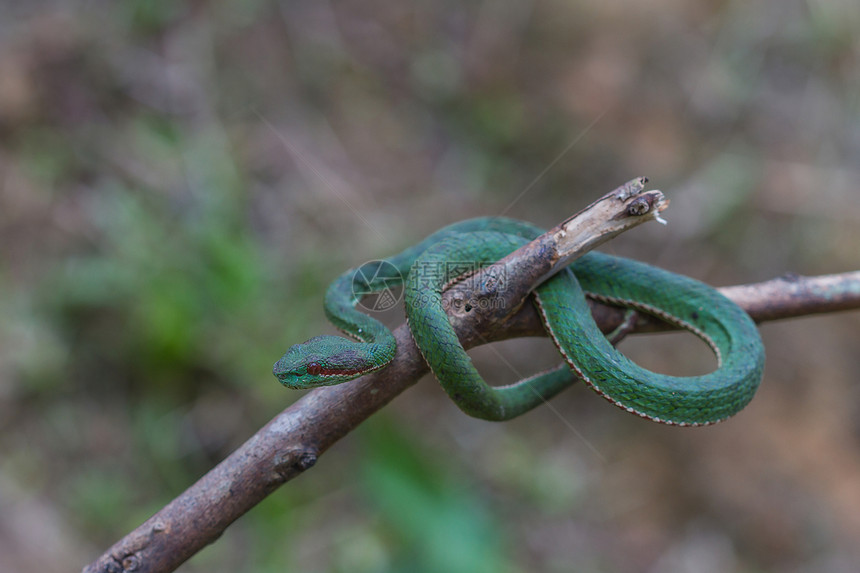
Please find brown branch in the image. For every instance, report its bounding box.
[559,271,860,336]
[82,183,860,573]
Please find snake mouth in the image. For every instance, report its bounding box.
[274,371,303,388]
[274,369,345,389]
[274,365,382,388]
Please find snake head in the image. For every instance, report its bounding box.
[273,335,376,388]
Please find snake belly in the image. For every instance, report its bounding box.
[274,217,765,425]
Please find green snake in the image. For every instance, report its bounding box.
[273,217,764,425]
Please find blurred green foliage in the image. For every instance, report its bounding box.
[35,119,264,391]
[359,417,511,573]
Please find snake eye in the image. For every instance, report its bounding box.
[306,362,323,376]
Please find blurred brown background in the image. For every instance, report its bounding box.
[1,1,859,572]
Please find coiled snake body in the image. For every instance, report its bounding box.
[274,217,764,425]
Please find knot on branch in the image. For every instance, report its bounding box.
[100,554,140,573]
[273,448,319,482]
